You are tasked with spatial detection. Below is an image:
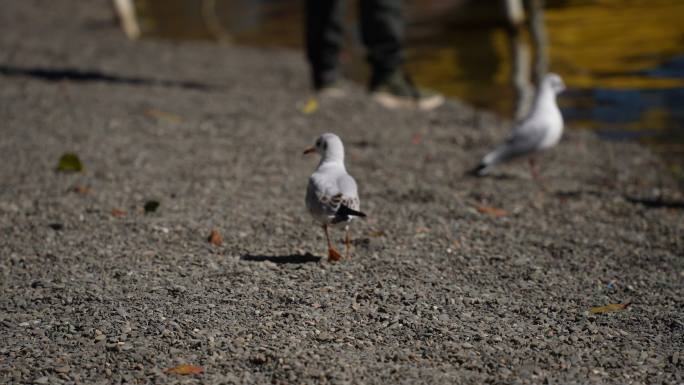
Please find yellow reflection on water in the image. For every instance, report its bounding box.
[546,0,684,89]
[407,0,684,116]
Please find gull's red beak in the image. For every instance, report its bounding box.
[303,147,316,155]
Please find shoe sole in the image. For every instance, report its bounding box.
[318,87,347,99]
[371,92,445,111]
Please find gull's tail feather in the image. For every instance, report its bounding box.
[468,147,506,177]
[467,162,489,177]
[332,204,366,224]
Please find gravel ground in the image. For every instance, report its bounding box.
[1,1,683,384]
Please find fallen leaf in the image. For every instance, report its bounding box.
[54,365,70,374]
[411,133,422,145]
[414,226,430,239]
[164,364,203,375]
[145,108,184,124]
[590,302,631,314]
[144,200,160,213]
[368,230,386,238]
[301,97,318,115]
[57,153,84,172]
[208,229,223,246]
[72,185,91,194]
[474,204,508,217]
[111,208,126,217]
[49,223,64,231]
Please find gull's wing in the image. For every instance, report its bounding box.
[306,171,363,223]
[469,117,547,176]
[335,174,360,211]
[487,117,547,164]
[504,119,547,156]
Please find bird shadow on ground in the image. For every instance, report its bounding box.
[240,253,322,264]
[0,64,215,90]
[553,190,684,209]
[467,172,520,181]
[624,195,684,209]
[554,189,604,199]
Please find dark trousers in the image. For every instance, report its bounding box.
[305,0,404,90]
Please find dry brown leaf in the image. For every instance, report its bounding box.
[72,185,91,194]
[415,226,430,234]
[411,133,422,145]
[368,230,386,238]
[145,108,184,124]
[207,229,223,246]
[54,365,70,374]
[474,205,508,217]
[111,208,126,217]
[590,303,631,314]
[165,364,203,375]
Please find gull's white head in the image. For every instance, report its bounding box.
[543,73,566,94]
[303,133,345,162]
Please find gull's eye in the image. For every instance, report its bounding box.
[322,142,327,150]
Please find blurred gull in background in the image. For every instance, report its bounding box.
[470,73,566,180]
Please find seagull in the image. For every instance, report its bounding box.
[470,73,566,179]
[304,133,366,261]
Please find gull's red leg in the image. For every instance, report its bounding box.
[344,226,351,259]
[529,157,549,192]
[528,157,540,181]
[323,224,342,262]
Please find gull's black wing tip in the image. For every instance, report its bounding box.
[331,204,367,224]
[466,163,488,177]
[338,204,366,218]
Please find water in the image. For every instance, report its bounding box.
[133,0,684,174]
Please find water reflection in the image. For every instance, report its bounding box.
[132,0,684,171]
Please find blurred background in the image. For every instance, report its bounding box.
[117,0,683,175]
